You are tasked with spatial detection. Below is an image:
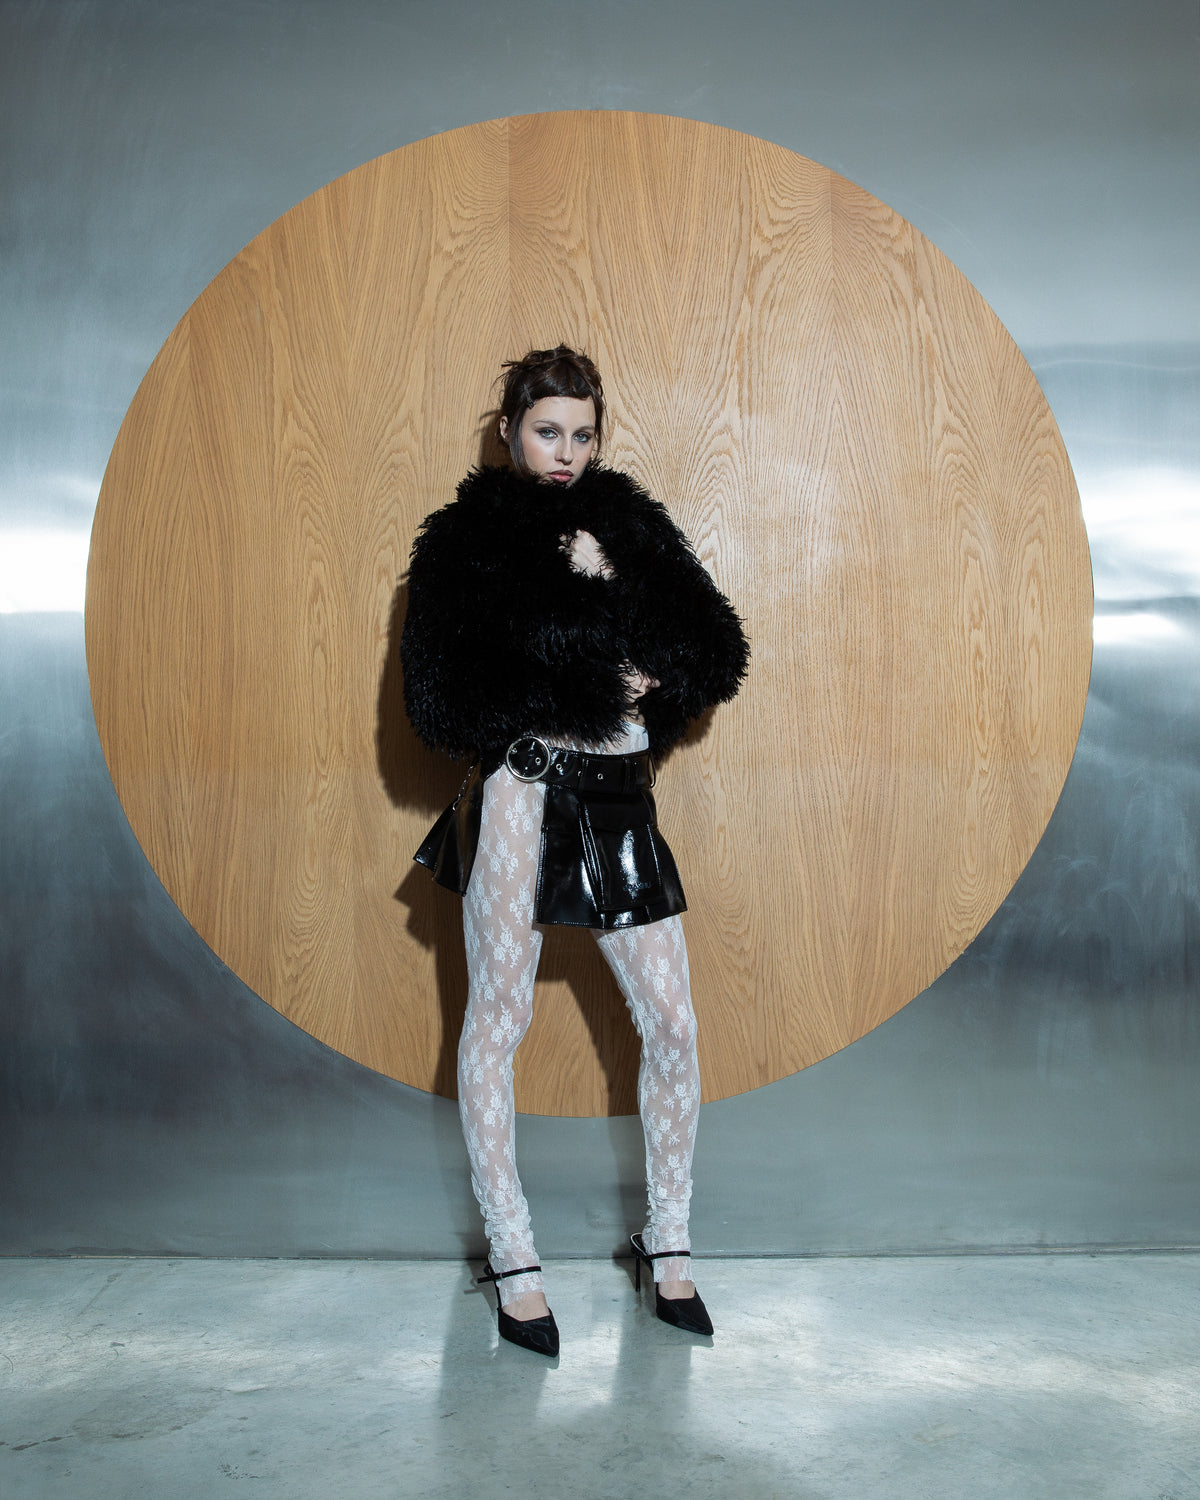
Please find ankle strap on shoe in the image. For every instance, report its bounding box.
[632,1234,691,1263]
[477,1262,542,1285]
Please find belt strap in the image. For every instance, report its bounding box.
[545,745,653,793]
[504,734,654,792]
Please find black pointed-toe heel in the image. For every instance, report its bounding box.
[477,1261,560,1357]
[629,1233,714,1336]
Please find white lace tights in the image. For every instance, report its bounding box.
[457,742,700,1307]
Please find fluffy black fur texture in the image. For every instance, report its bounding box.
[401,464,749,767]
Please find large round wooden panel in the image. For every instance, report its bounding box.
[86,112,1092,1116]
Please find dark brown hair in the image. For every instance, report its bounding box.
[498,345,605,472]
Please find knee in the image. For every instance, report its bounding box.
[462,980,535,1052]
[666,995,699,1051]
[628,987,698,1052]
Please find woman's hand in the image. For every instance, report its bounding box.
[620,662,660,703]
[562,529,613,579]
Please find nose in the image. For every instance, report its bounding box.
[555,432,573,464]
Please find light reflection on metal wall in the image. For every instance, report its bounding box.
[2,0,1197,1256]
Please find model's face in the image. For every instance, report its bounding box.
[502,395,597,485]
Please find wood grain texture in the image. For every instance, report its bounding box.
[85,112,1092,1115]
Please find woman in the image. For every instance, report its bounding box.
[401,346,748,1356]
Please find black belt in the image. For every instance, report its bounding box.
[504,734,655,792]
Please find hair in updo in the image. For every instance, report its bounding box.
[498,345,605,473]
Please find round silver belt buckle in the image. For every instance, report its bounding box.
[505,734,552,782]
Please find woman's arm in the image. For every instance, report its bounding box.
[592,477,750,725]
[400,490,634,759]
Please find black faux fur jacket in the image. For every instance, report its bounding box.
[400,464,749,767]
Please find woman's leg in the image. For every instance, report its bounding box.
[458,767,548,1311]
[594,915,701,1290]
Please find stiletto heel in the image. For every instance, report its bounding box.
[477,1261,560,1357]
[629,1233,714,1336]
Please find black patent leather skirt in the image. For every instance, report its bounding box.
[413,739,687,931]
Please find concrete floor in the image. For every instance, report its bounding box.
[2,1255,1197,1499]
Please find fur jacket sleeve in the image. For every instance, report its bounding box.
[400,464,749,765]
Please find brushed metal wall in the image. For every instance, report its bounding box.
[2,0,1197,1257]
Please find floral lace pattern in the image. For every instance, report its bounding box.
[457,726,700,1305]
